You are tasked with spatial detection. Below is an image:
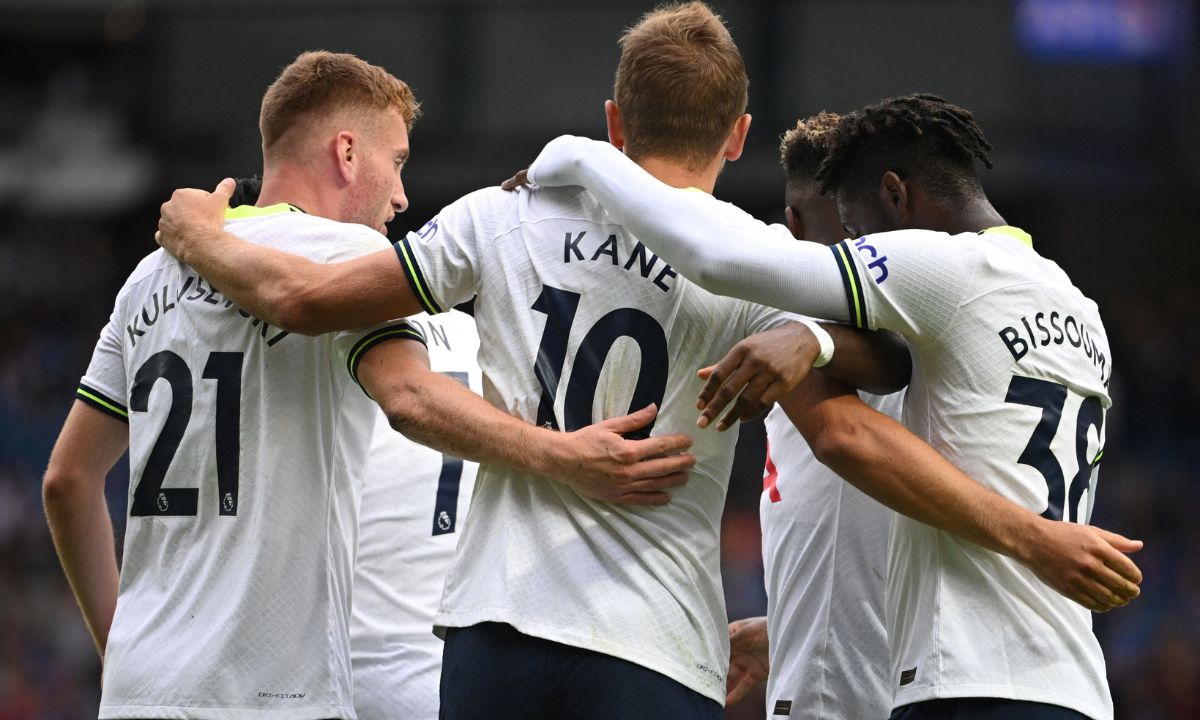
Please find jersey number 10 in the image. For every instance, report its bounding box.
[531,284,668,440]
[129,350,242,517]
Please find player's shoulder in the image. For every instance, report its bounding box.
[228,212,390,264]
[114,247,180,300]
[523,183,624,226]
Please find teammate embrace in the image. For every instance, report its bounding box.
[46,3,1141,720]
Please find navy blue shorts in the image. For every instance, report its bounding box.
[891,698,1091,720]
[439,622,722,720]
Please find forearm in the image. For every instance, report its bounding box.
[529,137,848,319]
[819,326,912,395]
[44,478,119,656]
[173,228,337,333]
[382,371,567,478]
[784,377,1037,559]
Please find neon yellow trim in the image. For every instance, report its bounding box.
[224,203,299,220]
[78,389,128,417]
[348,327,425,379]
[398,242,440,314]
[984,225,1033,248]
[835,244,864,328]
[1092,450,1104,465]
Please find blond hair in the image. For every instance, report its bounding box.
[613,2,748,170]
[779,111,842,182]
[259,50,420,152]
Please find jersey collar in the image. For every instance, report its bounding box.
[980,225,1033,248]
[224,203,307,220]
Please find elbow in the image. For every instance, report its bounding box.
[269,284,330,336]
[378,382,425,440]
[805,415,867,470]
[43,465,81,512]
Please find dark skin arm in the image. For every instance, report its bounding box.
[695,322,911,431]
[783,371,1142,613]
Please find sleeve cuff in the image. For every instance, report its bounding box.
[346,321,428,389]
[77,383,129,422]
[831,240,868,330]
[393,235,445,315]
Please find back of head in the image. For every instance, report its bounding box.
[613,2,748,171]
[259,50,421,162]
[780,111,841,191]
[815,93,993,204]
[779,112,843,243]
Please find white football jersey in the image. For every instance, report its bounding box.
[79,205,422,720]
[829,226,1113,719]
[525,138,1116,718]
[350,310,482,720]
[760,390,903,719]
[393,185,799,704]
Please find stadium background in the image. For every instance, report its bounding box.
[1,0,1196,718]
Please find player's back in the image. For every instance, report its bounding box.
[846,226,1114,718]
[401,185,796,704]
[350,310,481,720]
[87,206,400,719]
[760,389,901,719]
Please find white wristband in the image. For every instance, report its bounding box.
[799,319,835,368]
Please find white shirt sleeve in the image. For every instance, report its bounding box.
[78,290,130,422]
[830,230,976,344]
[526,135,850,322]
[392,187,514,316]
[320,225,428,391]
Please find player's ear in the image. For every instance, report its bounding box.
[723,113,752,161]
[879,170,908,227]
[335,130,357,184]
[605,100,625,150]
[784,205,804,240]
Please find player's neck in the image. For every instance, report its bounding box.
[633,155,722,195]
[947,199,1006,234]
[256,165,328,218]
[920,196,1007,235]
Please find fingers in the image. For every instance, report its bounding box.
[599,403,659,434]
[213,177,236,202]
[626,431,694,458]
[698,362,755,429]
[500,169,530,191]
[725,676,757,706]
[1081,560,1140,604]
[611,491,672,506]
[618,471,690,494]
[1091,527,1144,554]
[1096,544,1143,586]
[714,374,779,431]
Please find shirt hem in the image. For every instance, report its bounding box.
[99,703,354,719]
[893,681,1111,720]
[434,608,725,705]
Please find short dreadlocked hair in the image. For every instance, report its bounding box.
[815,93,993,202]
[779,111,841,185]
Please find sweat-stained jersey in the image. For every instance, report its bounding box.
[760,391,902,719]
[524,138,1116,719]
[350,309,482,720]
[78,205,422,720]
[392,184,800,704]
